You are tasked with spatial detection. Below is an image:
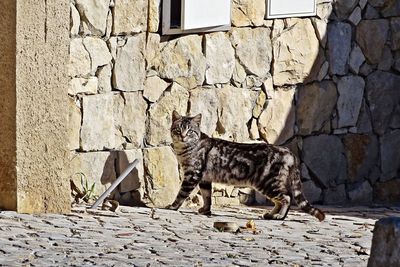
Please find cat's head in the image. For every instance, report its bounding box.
[171,110,202,145]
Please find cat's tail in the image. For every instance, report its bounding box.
[291,167,325,222]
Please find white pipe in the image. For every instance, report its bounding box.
[90,159,139,209]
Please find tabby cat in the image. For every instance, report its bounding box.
[167,111,325,221]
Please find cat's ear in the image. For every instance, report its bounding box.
[172,110,182,122]
[192,113,202,125]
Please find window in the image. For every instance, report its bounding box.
[265,0,316,19]
[162,0,231,35]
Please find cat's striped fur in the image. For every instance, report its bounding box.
[167,111,325,221]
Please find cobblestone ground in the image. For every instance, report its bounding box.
[0,205,399,267]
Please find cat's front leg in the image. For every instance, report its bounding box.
[198,181,212,215]
[166,174,201,211]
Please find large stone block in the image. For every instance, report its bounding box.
[348,180,373,204]
[333,0,358,19]
[155,35,206,89]
[366,71,400,135]
[75,0,110,36]
[143,76,170,103]
[215,85,258,142]
[373,179,400,204]
[69,151,116,196]
[343,134,379,184]
[113,0,147,34]
[258,87,295,145]
[189,87,219,136]
[69,77,98,95]
[142,147,181,207]
[112,35,146,92]
[113,92,147,148]
[328,22,352,75]
[231,0,265,27]
[349,44,366,74]
[324,184,347,205]
[273,19,322,85]
[356,20,389,64]
[83,37,112,74]
[230,27,272,78]
[69,38,91,77]
[368,217,400,267]
[380,130,400,181]
[147,83,189,146]
[297,81,338,135]
[337,75,365,128]
[205,32,235,85]
[80,94,115,151]
[117,149,144,193]
[302,135,347,188]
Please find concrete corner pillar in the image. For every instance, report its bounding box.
[0,0,70,213]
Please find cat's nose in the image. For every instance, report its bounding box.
[181,129,189,137]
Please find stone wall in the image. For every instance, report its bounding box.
[68,0,400,207]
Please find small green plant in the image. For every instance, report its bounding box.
[80,173,97,202]
[71,172,98,203]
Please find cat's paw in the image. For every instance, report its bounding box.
[165,204,179,211]
[262,213,286,220]
[198,207,211,216]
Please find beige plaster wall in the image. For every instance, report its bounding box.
[0,0,71,213]
[15,0,71,213]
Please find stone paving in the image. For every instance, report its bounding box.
[0,205,399,266]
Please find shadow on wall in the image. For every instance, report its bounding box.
[270,0,400,207]
[98,151,147,207]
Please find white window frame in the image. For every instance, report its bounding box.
[162,0,231,35]
[265,0,316,19]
